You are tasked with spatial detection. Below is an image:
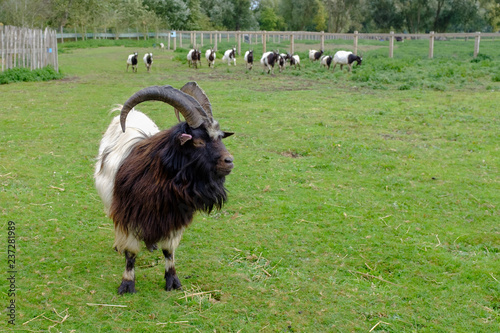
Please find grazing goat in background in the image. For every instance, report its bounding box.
[94,82,234,294]
[332,51,362,72]
[143,53,153,72]
[309,49,323,62]
[260,51,280,74]
[244,50,253,70]
[320,55,333,69]
[187,49,201,68]
[222,47,236,66]
[127,52,138,72]
[205,48,216,68]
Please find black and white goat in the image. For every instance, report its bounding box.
[309,49,323,62]
[222,47,236,66]
[244,50,253,70]
[94,82,234,294]
[290,54,301,69]
[260,51,280,74]
[127,52,138,72]
[332,51,362,72]
[143,53,153,72]
[205,48,216,68]
[187,49,201,68]
[320,55,333,69]
[278,53,291,73]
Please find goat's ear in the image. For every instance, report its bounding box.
[179,133,193,145]
[222,131,234,138]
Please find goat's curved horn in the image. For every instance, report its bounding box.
[120,85,208,132]
[180,82,213,120]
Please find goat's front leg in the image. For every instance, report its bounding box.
[118,250,137,294]
[163,249,182,291]
[160,229,184,291]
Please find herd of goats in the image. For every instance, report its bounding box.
[103,45,361,294]
[126,46,363,75]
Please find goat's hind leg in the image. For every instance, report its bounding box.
[118,250,137,294]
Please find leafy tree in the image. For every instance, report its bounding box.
[280,0,319,31]
[398,0,433,33]
[0,0,52,27]
[143,0,191,29]
[481,0,500,31]
[313,0,327,31]
[367,0,404,31]
[322,0,361,32]
[259,7,278,30]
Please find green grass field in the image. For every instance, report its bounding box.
[1,38,499,332]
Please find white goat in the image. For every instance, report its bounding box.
[290,54,301,69]
[320,55,333,69]
[126,52,138,72]
[222,47,236,66]
[187,49,201,68]
[244,50,253,70]
[143,53,153,72]
[332,51,362,72]
[260,51,280,74]
[205,48,216,68]
[309,49,323,62]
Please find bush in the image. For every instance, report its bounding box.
[0,66,63,84]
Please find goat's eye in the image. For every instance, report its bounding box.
[193,139,206,148]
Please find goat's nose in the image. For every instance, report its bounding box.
[224,156,234,164]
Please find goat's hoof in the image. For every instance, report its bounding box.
[118,280,136,294]
[165,275,182,291]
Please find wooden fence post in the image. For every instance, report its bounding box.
[237,32,241,55]
[429,31,435,59]
[214,31,218,51]
[173,34,177,51]
[1,26,5,72]
[321,31,325,51]
[389,31,394,58]
[290,33,294,54]
[262,31,266,54]
[179,32,182,48]
[201,32,203,47]
[474,32,481,58]
[354,31,358,55]
[168,33,171,50]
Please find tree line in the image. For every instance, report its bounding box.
[1,0,499,34]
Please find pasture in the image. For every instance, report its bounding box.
[1,38,499,332]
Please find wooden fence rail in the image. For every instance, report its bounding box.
[170,30,493,59]
[1,26,59,72]
[56,29,497,59]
